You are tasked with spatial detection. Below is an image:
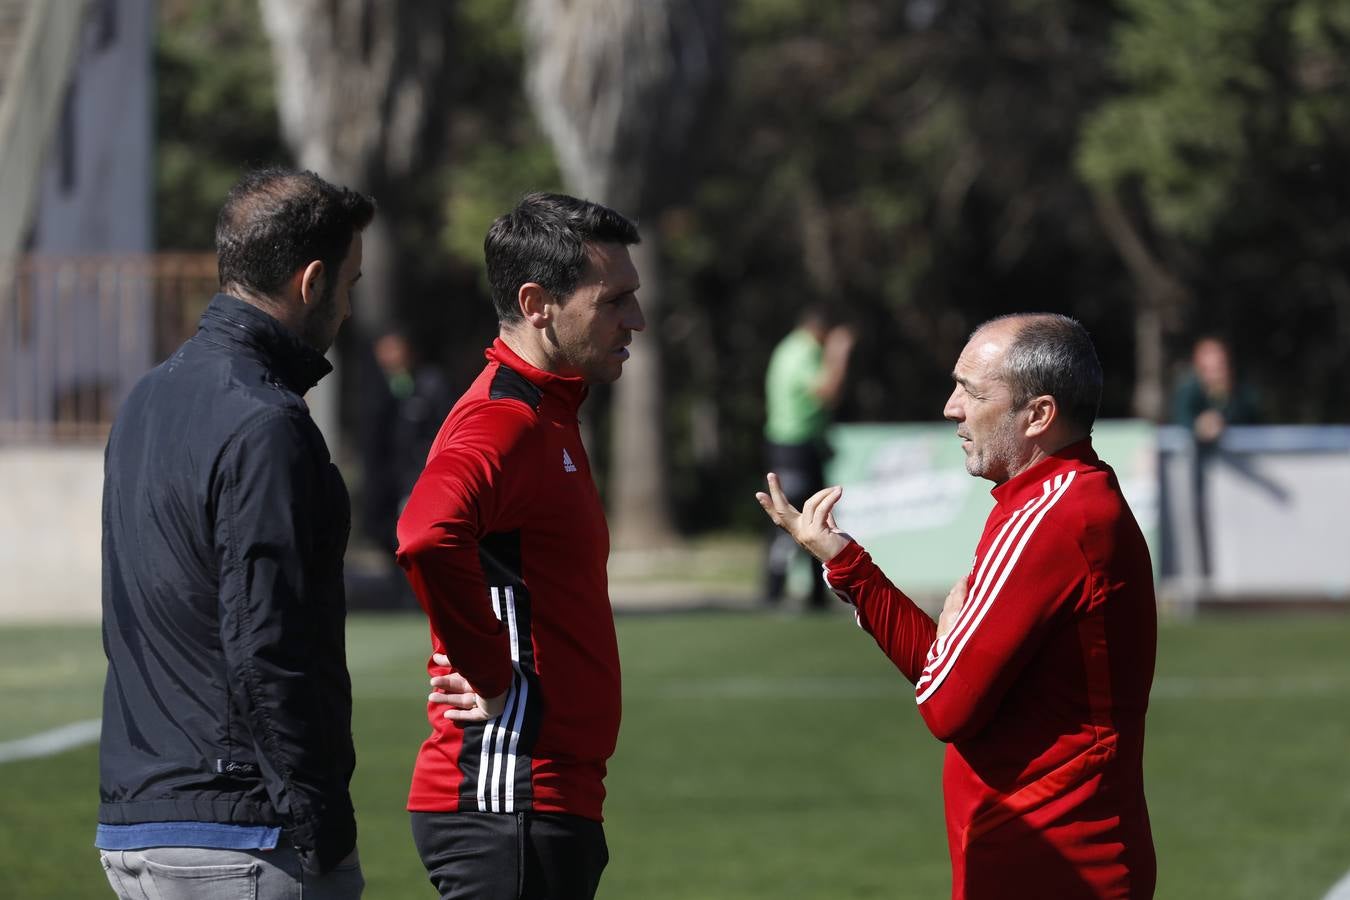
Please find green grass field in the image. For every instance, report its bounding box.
[2,610,1349,899]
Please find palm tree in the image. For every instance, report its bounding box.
[520,0,725,549]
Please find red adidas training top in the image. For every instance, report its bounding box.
[396,339,621,821]
[825,440,1157,899]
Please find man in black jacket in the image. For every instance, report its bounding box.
[97,168,374,899]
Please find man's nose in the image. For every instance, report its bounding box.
[626,299,646,332]
[943,390,963,421]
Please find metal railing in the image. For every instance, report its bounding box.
[0,253,217,442]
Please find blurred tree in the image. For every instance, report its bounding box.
[519,0,727,549]
[153,0,1350,541]
[257,0,455,339]
[654,0,1133,528]
[434,0,564,390]
[156,0,284,249]
[1080,0,1350,419]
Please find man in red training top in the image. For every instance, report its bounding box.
[758,314,1157,899]
[397,192,643,899]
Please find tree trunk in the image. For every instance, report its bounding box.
[519,0,724,549]
[608,239,678,549]
[258,0,452,335]
[1091,187,1191,421]
[257,0,453,451]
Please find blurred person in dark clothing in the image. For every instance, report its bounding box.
[1171,335,1262,576]
[97,168,373,899]
[761,304,855,609]
[1171,335,1261,443]
[360,329,453,553]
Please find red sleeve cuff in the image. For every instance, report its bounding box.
[823,540,871,584]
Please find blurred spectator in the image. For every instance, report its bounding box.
[762,305,855,610]
[360,330,452,552]
[1171,335,1261,442]
[1171,335,1261,578]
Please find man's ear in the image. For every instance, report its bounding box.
[298,260,326,308]
[518,282,553,329]
[1024,394,1057,438]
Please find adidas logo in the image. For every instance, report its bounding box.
[562,448,577,473]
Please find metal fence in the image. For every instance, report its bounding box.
[0,253,217,443]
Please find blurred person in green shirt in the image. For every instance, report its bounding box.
[762,305,855,609]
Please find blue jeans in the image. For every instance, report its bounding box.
[99,846,363,900]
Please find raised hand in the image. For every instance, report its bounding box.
[754,472,852,564]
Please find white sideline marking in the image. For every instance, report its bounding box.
[1323,869,1350,900]
[353,672,1350,703]
[0,718,100,765]
[1151,674,1350,700]
[624,673,1350,701]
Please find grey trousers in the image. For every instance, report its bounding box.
[99,847,363,900]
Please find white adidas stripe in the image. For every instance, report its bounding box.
[916,471,1077,705]
[477,585,528,813]
[503,586,528,811]
[916,478,1056,693]
[925,476,1062,670]
[916,472,1073,702]
[921,480,1054,672]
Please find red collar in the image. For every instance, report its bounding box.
[990,438,1099,509]
[486,337,590,412]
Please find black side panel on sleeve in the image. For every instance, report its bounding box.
[489,366,543,410]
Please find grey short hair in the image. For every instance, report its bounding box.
[979,313,1102,431]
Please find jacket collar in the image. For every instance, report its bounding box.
[486,337,589,412]
[197,293,332,395]
[990,437,1098,509]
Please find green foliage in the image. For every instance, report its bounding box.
[442,135,562,283]
[441,0,563,278]
[154,0,285,249]
[456,0,527,61]
[1078,0,1350,420]
[150,0,1350,534]
[1079,0,1350,237]
[5,612,1350,898]
[1078,1,1266,236]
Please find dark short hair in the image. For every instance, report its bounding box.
[216,168,376,302]
[983,313,1103,431]
[485,192,641,324]
[797,304,837,330]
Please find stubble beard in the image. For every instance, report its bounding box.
[966,411,1023,483]
[301,293,341,355]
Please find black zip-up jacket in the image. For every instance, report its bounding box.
[99,293,356,873]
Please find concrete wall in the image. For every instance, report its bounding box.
[1158,425,1350,604]
[0,445,102,620]
[3,424,1348,623]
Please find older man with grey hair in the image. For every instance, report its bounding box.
[759,313,1158,899]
